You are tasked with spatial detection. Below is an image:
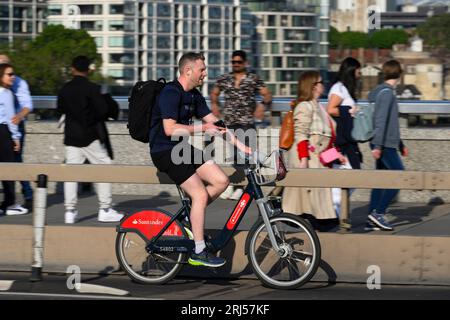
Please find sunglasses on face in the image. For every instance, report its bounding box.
[5,72,15,77]
[314,80,324,85]
[231,60,244,65]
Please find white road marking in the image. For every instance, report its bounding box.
[75,283,129,296]
[0,291,161,300]
[0,280,14,291]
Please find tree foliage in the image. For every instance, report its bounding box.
[0,25,104,95]
[369,29,409,49]
[330,28,410,49]
[418,13,450,50]
[339,31,369,49]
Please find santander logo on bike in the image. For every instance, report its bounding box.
[132,218,164,225]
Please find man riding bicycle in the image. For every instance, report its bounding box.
[149,52,250,267]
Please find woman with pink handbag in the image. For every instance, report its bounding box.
[282,71,346,230]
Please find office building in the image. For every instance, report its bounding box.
[47,0,252,95]
[242,0,330,96]
[0,0,47,45]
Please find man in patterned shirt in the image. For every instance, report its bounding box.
[210,50,272,200]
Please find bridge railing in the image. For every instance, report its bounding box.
[30,96,450,127]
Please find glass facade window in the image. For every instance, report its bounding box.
[81,21,103,31]
[0,20,8,32]
[157,4,171,17]
[110,5,124,14]
[209,22,221,34]
[292,16,315,27]
[148,53,153,65]
[284,30,311,41]
[110,53,135,64]
[284,43,314,54]
[14,7,31,19]
[157,36,171,49]
[271,43,279,54]
[124,3,135,15]
[157,68,172,80]
[148,3,154,16]
[109,36,135,48]
[157,20,171,33]
[209,38,221,49]
[148,20,153,33]
[183,21,189,33]
[209,52,220,65]
[268,15,276,26]
[79,5,102,15]
[0,6,7,18]
[147,36,153,49]
[209,67,221,80]
[273,57,282,68]
[209,7,221,19]
[108,68,134,80]
[266,29,276,40]
[94,37,103,48]
[47,5,61,16]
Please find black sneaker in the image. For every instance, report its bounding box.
[368,211,394,231]
[364,219,381,231]
[188,249,226,268]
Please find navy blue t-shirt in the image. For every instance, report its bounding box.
[149,81,211,154]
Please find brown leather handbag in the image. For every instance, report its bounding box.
[279,110,294,150]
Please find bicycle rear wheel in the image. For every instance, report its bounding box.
[246,213,321,290]
[116,232,186,284]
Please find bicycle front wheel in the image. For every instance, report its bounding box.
[116,232,186,284]
[246,213,321,290]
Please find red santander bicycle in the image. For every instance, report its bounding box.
[115,150,321,289]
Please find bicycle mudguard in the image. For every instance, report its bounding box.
[117,209,184,241]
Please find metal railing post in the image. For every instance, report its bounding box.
[30,174,48,282]
[339,188,351,231]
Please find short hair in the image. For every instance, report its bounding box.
[232,50,247,61]
[178,52,205,74]
[72,55,91,72]
[297,70,321,102]
[383,60,403,81]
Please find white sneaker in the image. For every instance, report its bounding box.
[6,204,29,216]
[230,188,244,200]
[219,186,235,200]
[98,208,124,223]
[65,209,78,224]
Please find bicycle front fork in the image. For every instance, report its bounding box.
[255,198,284,254]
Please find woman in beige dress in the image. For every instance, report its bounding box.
[282,71,344,224]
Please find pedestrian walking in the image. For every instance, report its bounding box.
[210,50,272,200]
[57,55,123,224]
[0,54,34,211]
[327,57,363,169]
[365,60,409,231]
[282,71,346,229]
[0,63,28,216]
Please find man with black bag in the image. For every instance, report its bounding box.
[57,55,123,224]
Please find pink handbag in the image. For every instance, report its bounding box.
[319,147,342,165]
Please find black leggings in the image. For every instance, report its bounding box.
[0,124,16,209]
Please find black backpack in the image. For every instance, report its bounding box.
[127,78,167,143]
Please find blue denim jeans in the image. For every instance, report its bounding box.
[15,123,33,200]
[369,146,405,215]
